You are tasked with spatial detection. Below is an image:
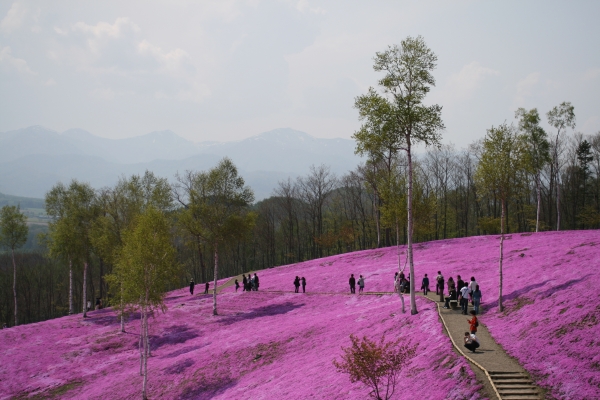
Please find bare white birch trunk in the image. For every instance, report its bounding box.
[142,308,148,400]
[396,218,401,270]
[556,163,561,231]
[68,259,73,315]
[82,262,88,318]
[12,248,18,326]
[499,200,505,312]
[139,305,144,376]
[375,191,381,248]
[120,285,125,333]
[213,243,218,316]
[407,141,418,315]
[536,173,541,232]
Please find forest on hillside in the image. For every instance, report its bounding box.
[1,124,598,327]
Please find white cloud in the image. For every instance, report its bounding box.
[72,17,140,38]
[443,62,499,101]
[53,26,68,36]
[0,1,27,33]
[0,46,36,75]
[295,0,326,15]
[583,68,600,81]
[44,78,56,86]
[137,40,190,74]
[514,72,540,107]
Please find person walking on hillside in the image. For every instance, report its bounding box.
[301,276,306,293]
[294,276,300,293]
[468,277,478,303]
[463,332,480,353]
[235,279,240,292]
[421,274,430,295]
[472,285,482,314]
[436,271,443,295]
[437,273,445,302]
[467,310,479,334]
[349,274,356,294]
[189,279,195,295]
[447,277,456,293]
[204,282,210,294]
[242,274,247,292]
[358,275,365,293]
[459,284,470,315]
[254,273,259,291]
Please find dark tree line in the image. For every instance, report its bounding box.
[1,129,598,327]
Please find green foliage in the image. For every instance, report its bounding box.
[547,101,576,134]
[333,335,416,400]
[108,206,180,314]
[475,123,526,206]
[0,205,28,251]
[515,108,550,174]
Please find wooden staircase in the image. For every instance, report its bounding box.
[489,371,542,399]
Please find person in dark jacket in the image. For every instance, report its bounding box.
[235,279,240,292]
[242,274,247,291]
[444,287,457,309]
[456,275,465,290]
[421,274,430,295]
[204,282,210,294]
[254,273,259,291]
[349,274,356,294]
[189,279,195,295]
[294,276,300,293]
[301,277,306,293]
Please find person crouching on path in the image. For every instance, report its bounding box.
[467,310,478,334]
[301,277,306,293]
[422,274,430,295]
[464,332,480,353]
[190,279,195,295]
[294,276,300,293]
[349,274,356,294]
[358,275,365,293]
[204,282,210,294]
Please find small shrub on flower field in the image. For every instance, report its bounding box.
[333,335,416,400]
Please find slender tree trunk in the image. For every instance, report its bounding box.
[536,172,541,232]
[407,140,418,315]
[213,243,218,316]
[142,308,149,400]
[139,307,144,376]
[197,236,206,283]
[12,248,18,326]
[396,218,401,270]
[82,262,88,318]
[120,285,125,333]
[556,162,561,231]
[499,199,505,312]
[68,259,73,315]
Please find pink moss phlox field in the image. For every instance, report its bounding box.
[4,231,597,399]
[0,256,483,399]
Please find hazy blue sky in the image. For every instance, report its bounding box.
[1,0,598,148]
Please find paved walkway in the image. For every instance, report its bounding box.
[422,290,543,400]
[210,279,543,399]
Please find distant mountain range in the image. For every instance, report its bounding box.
[0,126,362,200]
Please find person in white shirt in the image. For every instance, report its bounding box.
[468,277,478,302]
[459,285,470,315]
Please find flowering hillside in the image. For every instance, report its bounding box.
[1,230,597,399]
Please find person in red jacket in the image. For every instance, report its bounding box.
[467,310,478,334]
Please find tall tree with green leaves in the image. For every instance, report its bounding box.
[475,123,525,312]
[515,108,550,232]
[354,36,444,315]
[0,205,28,326]
[547,102,576,231]
[46,180,97,318]
[180,158,255,315]
[92,171,173,331]
[108,206,179,400]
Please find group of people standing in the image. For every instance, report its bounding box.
[433,272,483,315]
[348,274,365,293]
[240,273,259,291]
[189,279,211,295]
[293,276,307,293]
